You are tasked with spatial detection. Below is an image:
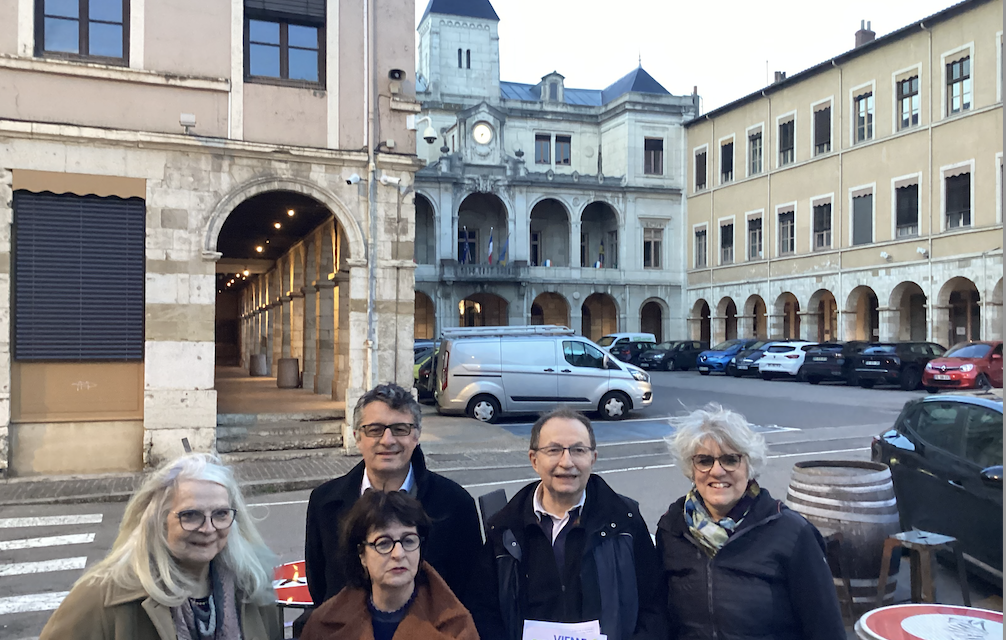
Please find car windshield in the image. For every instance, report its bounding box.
[863,345,897,354]
[945,343,992,358]
[748,341,770,350]
[597,337,615,347]
[767,345,794,353]
[710,340,740,351]
[655,342,677,350]
[811,343,844,353]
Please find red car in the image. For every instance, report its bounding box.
[923,341,1003,392]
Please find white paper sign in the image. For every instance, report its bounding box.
[521,619,606,640]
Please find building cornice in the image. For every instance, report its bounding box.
[0,54,230,91]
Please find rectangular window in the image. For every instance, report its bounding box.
[530,231,540,266]
[720,224,734,264]
[946,173,971,228]
[813,203,832,249]
[580,231,588,267]
[855,92,874,142]
[720,142,734,183]
[694,229,707,268]
[36,0,127,62]
[695,151,707,190]
[748,132,762,175]
[778,120,794,166]
[643,228,662,269]
[747,217,762,260]
[535,134,551,164]
[644,139,664,175]
[814,107,831,155]
[852,193,873,245]
[555,135,571,166]
[246,17,323,84]
[947,57,972,115]
[13,191,144,360]
[896,184,919,236]
[458,229,478,263]
[778,210,795,254]
[897,76,920,129]
[605,230,618,269]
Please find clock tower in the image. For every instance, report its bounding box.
[416,0,501,105]
[459,103,505,166]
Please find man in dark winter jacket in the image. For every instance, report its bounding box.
[304,383,482,607]
[469,408,667,640]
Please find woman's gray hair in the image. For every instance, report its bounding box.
[666,404,766,481]
[76,453,276,607]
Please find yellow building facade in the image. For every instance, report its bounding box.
[685,0,1003,348]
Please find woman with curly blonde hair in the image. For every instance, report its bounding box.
[40,453,282,640]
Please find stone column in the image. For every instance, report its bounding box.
[711,316,726,345]
[571,220,582,268]
[987,303,1003,340]
[315,281,336,395]
[265,303,276,376]
[344,262,371,446]
[271,271,283,370]
[768,313,785,340]
[799,311,817,342]
[842,309,860,342]
[687,317,701,341]
[280,295,293,358]
[333,276,350,401]
[878,307,900,343]
[290,247,305,364]
[930,305,951,348]
[735,315,753,339]
[301,284,318,391]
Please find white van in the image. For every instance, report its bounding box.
[596,333,657,350]
[435,325,653,423]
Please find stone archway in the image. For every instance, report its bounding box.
[414,194,436,265]
[744,295,768,339]
[845,285,880,341]
[715,297,737,343]
[459,292,509,327]
[889,281,927,342]
[581,293,618,340]
[531,292,570,326]
[415,291,435,339]
[457,193,508,264]
[580,201,620,268]
[774,292,801,339]
[808,289,838,343]
[937,277,981,346]
[640,299,665,342]
[529,198,571,267]
[691,299,711,343]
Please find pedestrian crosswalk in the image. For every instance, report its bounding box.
[0,512,102,626]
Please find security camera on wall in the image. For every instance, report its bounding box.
[422,126,438,145]
[346,173,361,185]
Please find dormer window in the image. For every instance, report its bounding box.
[540,72,565,103]
[549,83,557,100]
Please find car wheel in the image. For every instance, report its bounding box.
[725,364,736,377]
[699,370,710,376]
[975,373,991,389]
[859,379,875,389]
[925,386,939,394]
[807,375,821,385]
[598,391,631,420]
[666,359,677,371]
[760,372,773,381]
[731,366,743,378]
[899,367,922,391]
[466,394,501,423]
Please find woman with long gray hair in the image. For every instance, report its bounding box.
[656,404,844,640]
[40,453,282,640]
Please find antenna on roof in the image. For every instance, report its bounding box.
[638,52,642,67]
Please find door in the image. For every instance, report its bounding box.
[500,339,558,411]
[959,405,1003,572]
[558,340,610,409]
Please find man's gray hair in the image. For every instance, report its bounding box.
[353,382,423,431]
[665,404,766,481]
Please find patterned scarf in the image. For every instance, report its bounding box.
[683,480,760,557]
[171,561,243,640]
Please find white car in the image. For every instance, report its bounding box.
[757,341,819,379]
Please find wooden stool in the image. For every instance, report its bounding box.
[875,530,970,609]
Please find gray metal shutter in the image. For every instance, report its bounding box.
[244,0,325,20]
[852,194,873,246]
[13,192,145,361]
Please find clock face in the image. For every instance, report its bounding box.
[473,122,494,145]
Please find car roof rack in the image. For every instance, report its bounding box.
[440,325,575,338]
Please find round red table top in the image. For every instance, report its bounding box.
[856,604,1003,640]
[273,560,312,608]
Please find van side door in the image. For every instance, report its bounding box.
[500,338,558,411]
[557,340,610,410]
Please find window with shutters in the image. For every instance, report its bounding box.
[720,141,734,183]
[896,183,920,236]
[644,138,663,175]
[245,0,325,86]
[897,76,920,130]
[854,90,874,142]
[813,202,832,249]
[535,134,551,164]
[13,191,145,361]
[694,149,707,190]
[946,56,972,116]
[747,217,762,260]
[813,104,831,155]
[852,192,874,245]
[778,210,795,255]
[778,119,794,166]
[555,135,571,166]
[35,0,128,63]
[694,228,707,268]
[945,172,971,229]
[643,228,662,269]
[748,131,762,175]
[720,223,734,264]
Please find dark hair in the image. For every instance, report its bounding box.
[529,407,595,450]
[339,490,432,589]
[353,382,423,433]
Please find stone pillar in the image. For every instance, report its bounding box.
[987,303,1003,340]
[711,316,726,345]
[878,307,900,343]
[290,247,305,363]
[842,310,859,342]
[571,220,582,268]
[735,315,753,339]
[687,317,701,341]
[271,271,283,370]
[768,313,785,340]
[799,312,816,342]
[265,303,276,376]
[315,281,336,395]
[344,262,371,438]
[280,295,293,358]
[333,276,350,401]
[931,305,951,348]
[301,284,318,391]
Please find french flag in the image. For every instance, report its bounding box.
[487,227,494,264]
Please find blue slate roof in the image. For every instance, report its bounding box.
[421,0,499,21]
[499,66,670,106]
[601,67,670,104]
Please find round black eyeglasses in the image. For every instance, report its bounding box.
[175,508,237,532]
[362,533,423,555]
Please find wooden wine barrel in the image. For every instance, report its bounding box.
[787,460,900,613]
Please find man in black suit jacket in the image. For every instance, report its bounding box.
[304,382,481,606]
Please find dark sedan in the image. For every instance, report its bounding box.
[854,342,947,390]
[802,341,870,385]
[637,340,708,371]
[608,341,656,366]
[871,392,1003,585]
[728,340,773,377]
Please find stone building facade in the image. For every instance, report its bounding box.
[0,0,420,477]
[411,0,698,342]
[685,0,1003,348]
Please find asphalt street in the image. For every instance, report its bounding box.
[0,370,998,639]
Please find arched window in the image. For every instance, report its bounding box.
[457,48,462,68]
[466,49,471,69]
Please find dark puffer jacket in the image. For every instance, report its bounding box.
[656,488,845,640]
[470,474,667,640]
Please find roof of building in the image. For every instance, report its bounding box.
[421,0,499,21]
[499,66,671,106]
[686,0,989,125]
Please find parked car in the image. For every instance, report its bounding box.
[436,325,652,422]
[923,341,1004,392]
[802,341,871,385]
[695,339,761,375]
[728,340,774,377]
[596,333,657,351]
[758,341,818,380]
[638,340,708,371]
[414,345,438,401]
[854,342,947,390]
[608,340,657,366]
[872,392,1003,585]
[414,339,435,354]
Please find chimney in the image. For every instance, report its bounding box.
[773,71,787,83]
[855,20,875,47]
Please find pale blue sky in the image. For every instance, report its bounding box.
[416,0,961,112]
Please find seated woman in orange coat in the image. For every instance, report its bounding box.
[301,490,479,640]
